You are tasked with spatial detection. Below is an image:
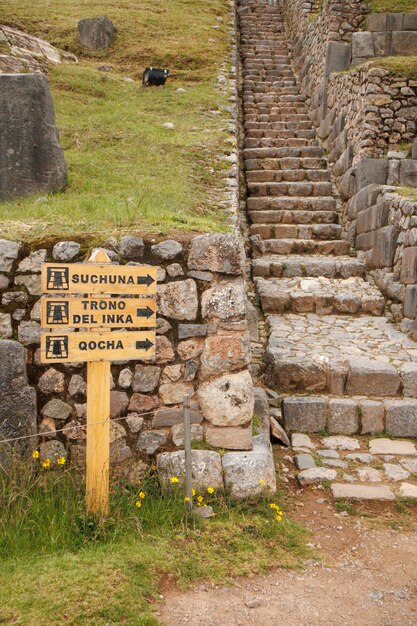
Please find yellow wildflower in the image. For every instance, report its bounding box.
[135,500,142,508]
[32,450,39,459]
[276,514,283,522]
[57,456,66,466]
[151,465,157,471]
[170,476,179,484]
[139,491,146,499]
[184,496,191,503]
[207,487,215,495]
[197,495,204,504]
[192,488,196,496]
[259,479,265,485]
[42,458,51,469]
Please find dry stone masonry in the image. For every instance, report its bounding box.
[0,233,278,495]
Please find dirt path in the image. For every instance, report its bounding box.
[158,491,417,626]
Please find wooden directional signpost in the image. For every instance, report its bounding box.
[40,250,157,516]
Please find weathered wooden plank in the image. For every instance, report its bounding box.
[42,263,157,295]
[40,330,156,363]
[41,296,156,329]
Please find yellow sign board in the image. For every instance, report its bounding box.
[40,330,156,363]
[41,296,156,329]
[41,263,157,295]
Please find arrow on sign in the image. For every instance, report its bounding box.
[136,306,155,319]
[137,274,155,287]
[136,338,154,351]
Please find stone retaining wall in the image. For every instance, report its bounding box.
[352,13,417,65]
[346,185,417,330]
[0,233,255,476]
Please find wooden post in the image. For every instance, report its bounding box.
[183,394,193,512]
[86,249,111,517]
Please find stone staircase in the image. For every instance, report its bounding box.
[239,0,417,447]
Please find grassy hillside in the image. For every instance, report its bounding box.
[0,0,234,242]
[370,0,417,11]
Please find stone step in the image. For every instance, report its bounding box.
[246,169,330,183]
[245,157,328,171]
[245,129,316,139]
[265,314,417,400]
[244,138,320,149]
[247,181,333,197]
[252,255,366,279]
[249,210,339,225]
[253,238,350,256]
[331,484,396,501]
[250,222,340,239]
[253,239,351,258]
[247,196,336,212]
[255,276,385,315]
[244,146,324,160]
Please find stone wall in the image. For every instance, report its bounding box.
[0,233,255,476]
[352,13,417,65]
[283,0,368,125]
[347,186,417,330]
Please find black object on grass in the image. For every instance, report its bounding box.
[142,67,169,86]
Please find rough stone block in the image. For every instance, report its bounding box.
[283,397,328,432]
[178,324,208,340]
[404,285,417,318]
[404,13,417,30]
[373,31,392,56]
[157,450,223,489]
[200,333,251,379]
[0,340,37,462]
[355,159,388,192]
[188,234,245,275]
[360,400,385,434]
[325,42,351,76]
[385,399,417,437]
[371,226,399,268]
[400,246,417,284]
[205,424,253,450]
[295,453,316,470]
[201,279,246,321]
[401,362,417,397]
[197,370,254,427]
[391,30,417,55]
[297,467,337,485]
[367,13,388,31]
[222,438,276,498]
[152,407,203,428]
[328,399,359,435]
[399,160,417,187]
[331,483,395,501]
[352,32,374,58]
[0,74,67,201]
[158,279,198,320]
[266,352,327,393]
[346,357,400,396]
[387,12,404,30]
[77,16,115,50]
[369,437,416,455]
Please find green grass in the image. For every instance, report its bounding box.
[0,462,313,625]
[370,0,417,11]
[375,55,417,79]
[0,0,233,243]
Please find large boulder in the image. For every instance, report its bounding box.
[77,16,115,51]
[0,74,67,201]
[0,340,37,466]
